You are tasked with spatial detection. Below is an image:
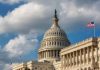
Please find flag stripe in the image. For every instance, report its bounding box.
[87,22,95,27]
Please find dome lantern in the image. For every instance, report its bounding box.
[52,9,59,28]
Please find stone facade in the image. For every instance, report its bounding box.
[61,37,100,70]
[12,10,100,70]
[12,61,55,70]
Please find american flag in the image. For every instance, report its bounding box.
[87,22,95,27]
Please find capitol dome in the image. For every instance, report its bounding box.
[38,10,70,62]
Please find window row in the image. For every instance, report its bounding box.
[45,32,65,36]
[41,41,67,47]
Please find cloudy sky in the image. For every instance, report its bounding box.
[0,0,100,70]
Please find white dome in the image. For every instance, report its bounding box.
[38,10,70,62]
[39,18,70,51]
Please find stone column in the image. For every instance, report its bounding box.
[51,50,52,58]
[42,52,43,58]
[43,52,44,58]
[47,51,49,58]
[41,52,42,59]
[61,55,65,70]
[41,52,42,58]
[75,51,76,65]
[69,54,70,66]
[76,51,78,65]
[91,46,94,63]
[61,55,63,70]
[73,52,74,66]
[95,45,98,62]
[83,48,86,64]
[43,52,45,58]
[53,50,54,58]
[91,46,96,70]
[48,50,51,58]
[56,50,58,58]
[50,50,51,58]
[77,51,79,65]
[47,50,49,58]
[65,55,66,67]
[51,50,53,57]
[42,51,43,58]
[71,53,73,66]
[44,52,46,58]
[66,54,68,67]
[67,54,69,67]
[80,49,82,65]
[48,50,49,58]
[45,51,46,58]
[63,55,66,70]
[70,53,72,66]
[44,51,45,58]
[48,50,50,58]
[46,51,47,58]
[95,44,99,70]
[23,68,26,70]
[87,47,89,64]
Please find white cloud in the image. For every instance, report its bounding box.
[3,32,39,58]
[0,0,25,4]
[60,1,100,19]
[0,2,48,34]
[59,1,100,30]
[0,0,100,35]
[0,31,39,70]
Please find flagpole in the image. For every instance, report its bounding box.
[93,23,96,37]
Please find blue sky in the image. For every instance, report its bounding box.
[0,0,100,70]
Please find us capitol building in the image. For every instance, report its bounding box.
[12,10,100,70]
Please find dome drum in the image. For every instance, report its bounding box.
[38,49,60,62]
